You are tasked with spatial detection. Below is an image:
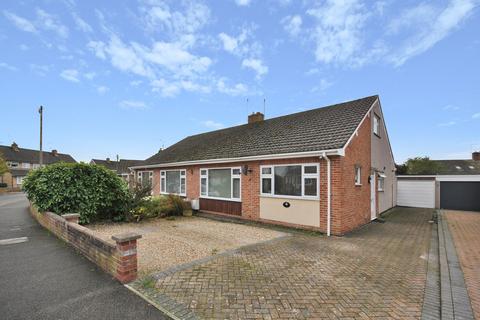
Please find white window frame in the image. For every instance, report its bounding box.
[7,161,19,168]
[16,176,25,185]
[21,163,31,169]
[373,114,380,136]
[355,166,362,186]
[260,163,320,200]
[160,169,186,196]
[137,170,153,186]
[199,167,241,202]
[377,174,385,192]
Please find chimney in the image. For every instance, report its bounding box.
[11,142,19,152]
[51,149,58,156]
[473,151,480,161]
[248,112,264,124]
[106,157,111,163]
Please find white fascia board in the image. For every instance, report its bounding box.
[341,97,378,153]
[397,175,436,178]
[436,175,480,182]
[129,149,343,170]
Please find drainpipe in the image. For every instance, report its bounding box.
[321,153,331,236]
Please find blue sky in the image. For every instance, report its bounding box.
[1,0,479,163]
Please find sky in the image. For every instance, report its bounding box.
[1,0,479,163]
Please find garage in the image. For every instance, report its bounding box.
[440,181,480,211]
[397,178,435,208]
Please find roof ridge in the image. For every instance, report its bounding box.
[0,145,71,156]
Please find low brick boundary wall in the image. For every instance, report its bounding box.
[29,203,141,283]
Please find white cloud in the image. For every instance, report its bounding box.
[311,79,333,93]
[97,86,109,94]
[443,104,460,111]
[30,64,50,76]
[282,15,302,37]
[216,78,249,96]
[242,58,268,78]
[130,80,142,87]
[473,112,480,119]
[438,121,457,127]
[219,32,239,53]
[305,68,319,75]
[3,11,37,33]
[142,1,210,38]
[389,0,477,66]
[0,62,18,71]
[60,69,80,82]
[36,9,69,38]
[306,0,370,65]
[119,100,148,110]
[202,120,224,129]
[217,27,259,58]
[72,13,93,33]
[235,0,252,6]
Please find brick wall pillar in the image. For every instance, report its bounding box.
[62,213,80,224]
[112,232,142,283]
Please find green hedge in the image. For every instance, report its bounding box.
[23,162,130,224]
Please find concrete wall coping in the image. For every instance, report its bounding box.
[112,232,142,243]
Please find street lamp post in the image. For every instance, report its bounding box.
[39,106,43,166]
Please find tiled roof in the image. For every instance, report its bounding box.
[142,95,378,166]
[0,145,76,164]
[91,159,143,174]
[432,160,480,175]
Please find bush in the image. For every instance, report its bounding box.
[128,194,185,222]
[22,162,130,224]
[0,182,7,188]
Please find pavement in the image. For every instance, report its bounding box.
[0,193,170,320]
[132,207,435,319]
[445,210,480,320]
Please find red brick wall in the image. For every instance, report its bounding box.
[29,204,140,283]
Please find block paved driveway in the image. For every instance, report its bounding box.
[137,207,433,319]
[445,210,480,320]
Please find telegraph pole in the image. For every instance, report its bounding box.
[39,106,43,166]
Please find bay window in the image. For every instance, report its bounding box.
[160,169,186,196]
[261,164,319,199]
[200,167,241,201]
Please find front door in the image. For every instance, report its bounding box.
[370,174,376,220]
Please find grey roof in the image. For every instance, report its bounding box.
[0,145,76,164]
[143,95,378,166]
[432,160,480,175]
[91,159,143,174]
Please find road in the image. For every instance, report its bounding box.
[0,193,170,320]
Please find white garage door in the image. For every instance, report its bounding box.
[397,180,435,208]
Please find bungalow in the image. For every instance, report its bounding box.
[0,142,76,190]
[90,158,143,187]
[131,95,396,235]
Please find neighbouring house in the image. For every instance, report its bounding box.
[90,158,143,186]
[131,95,396,235]
[0,142,76,190]
[397,152,480,211]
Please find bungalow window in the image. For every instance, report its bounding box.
[160,170,186,196]
[355,166,362,186]
[200,168,241,201]
[137,171,153,187]
[260,164,319,199]
[16,176,25,185]
[21,163,31,169]
[373,114,380,136]
[378,174,385,192]
[7,161,19,168]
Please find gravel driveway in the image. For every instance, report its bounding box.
[90,216,286,275]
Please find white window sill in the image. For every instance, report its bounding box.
[355,183,362,186]
[160,192,187,197]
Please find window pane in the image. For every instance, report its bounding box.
[141,172,151,187]
[180,177,186,194]
[166,171,180,194]
[232,178,240,198]
[304,178,317,196]
[200,169,207,176]
[161,178,165,192]
[262,167,272,175]
[232,168,241,175]
[304,165,317,174]
[274,165,301,196]
[262,178,272,194]
[208,169,231,198]
[201,178,207,195]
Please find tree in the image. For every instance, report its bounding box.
[404,157,443,175]
[0,153,9,177]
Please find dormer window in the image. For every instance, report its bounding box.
[373,114,380,136]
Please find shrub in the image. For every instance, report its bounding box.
[22,162,130,224]
[128,194,185,222]
[0,182,7,188]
